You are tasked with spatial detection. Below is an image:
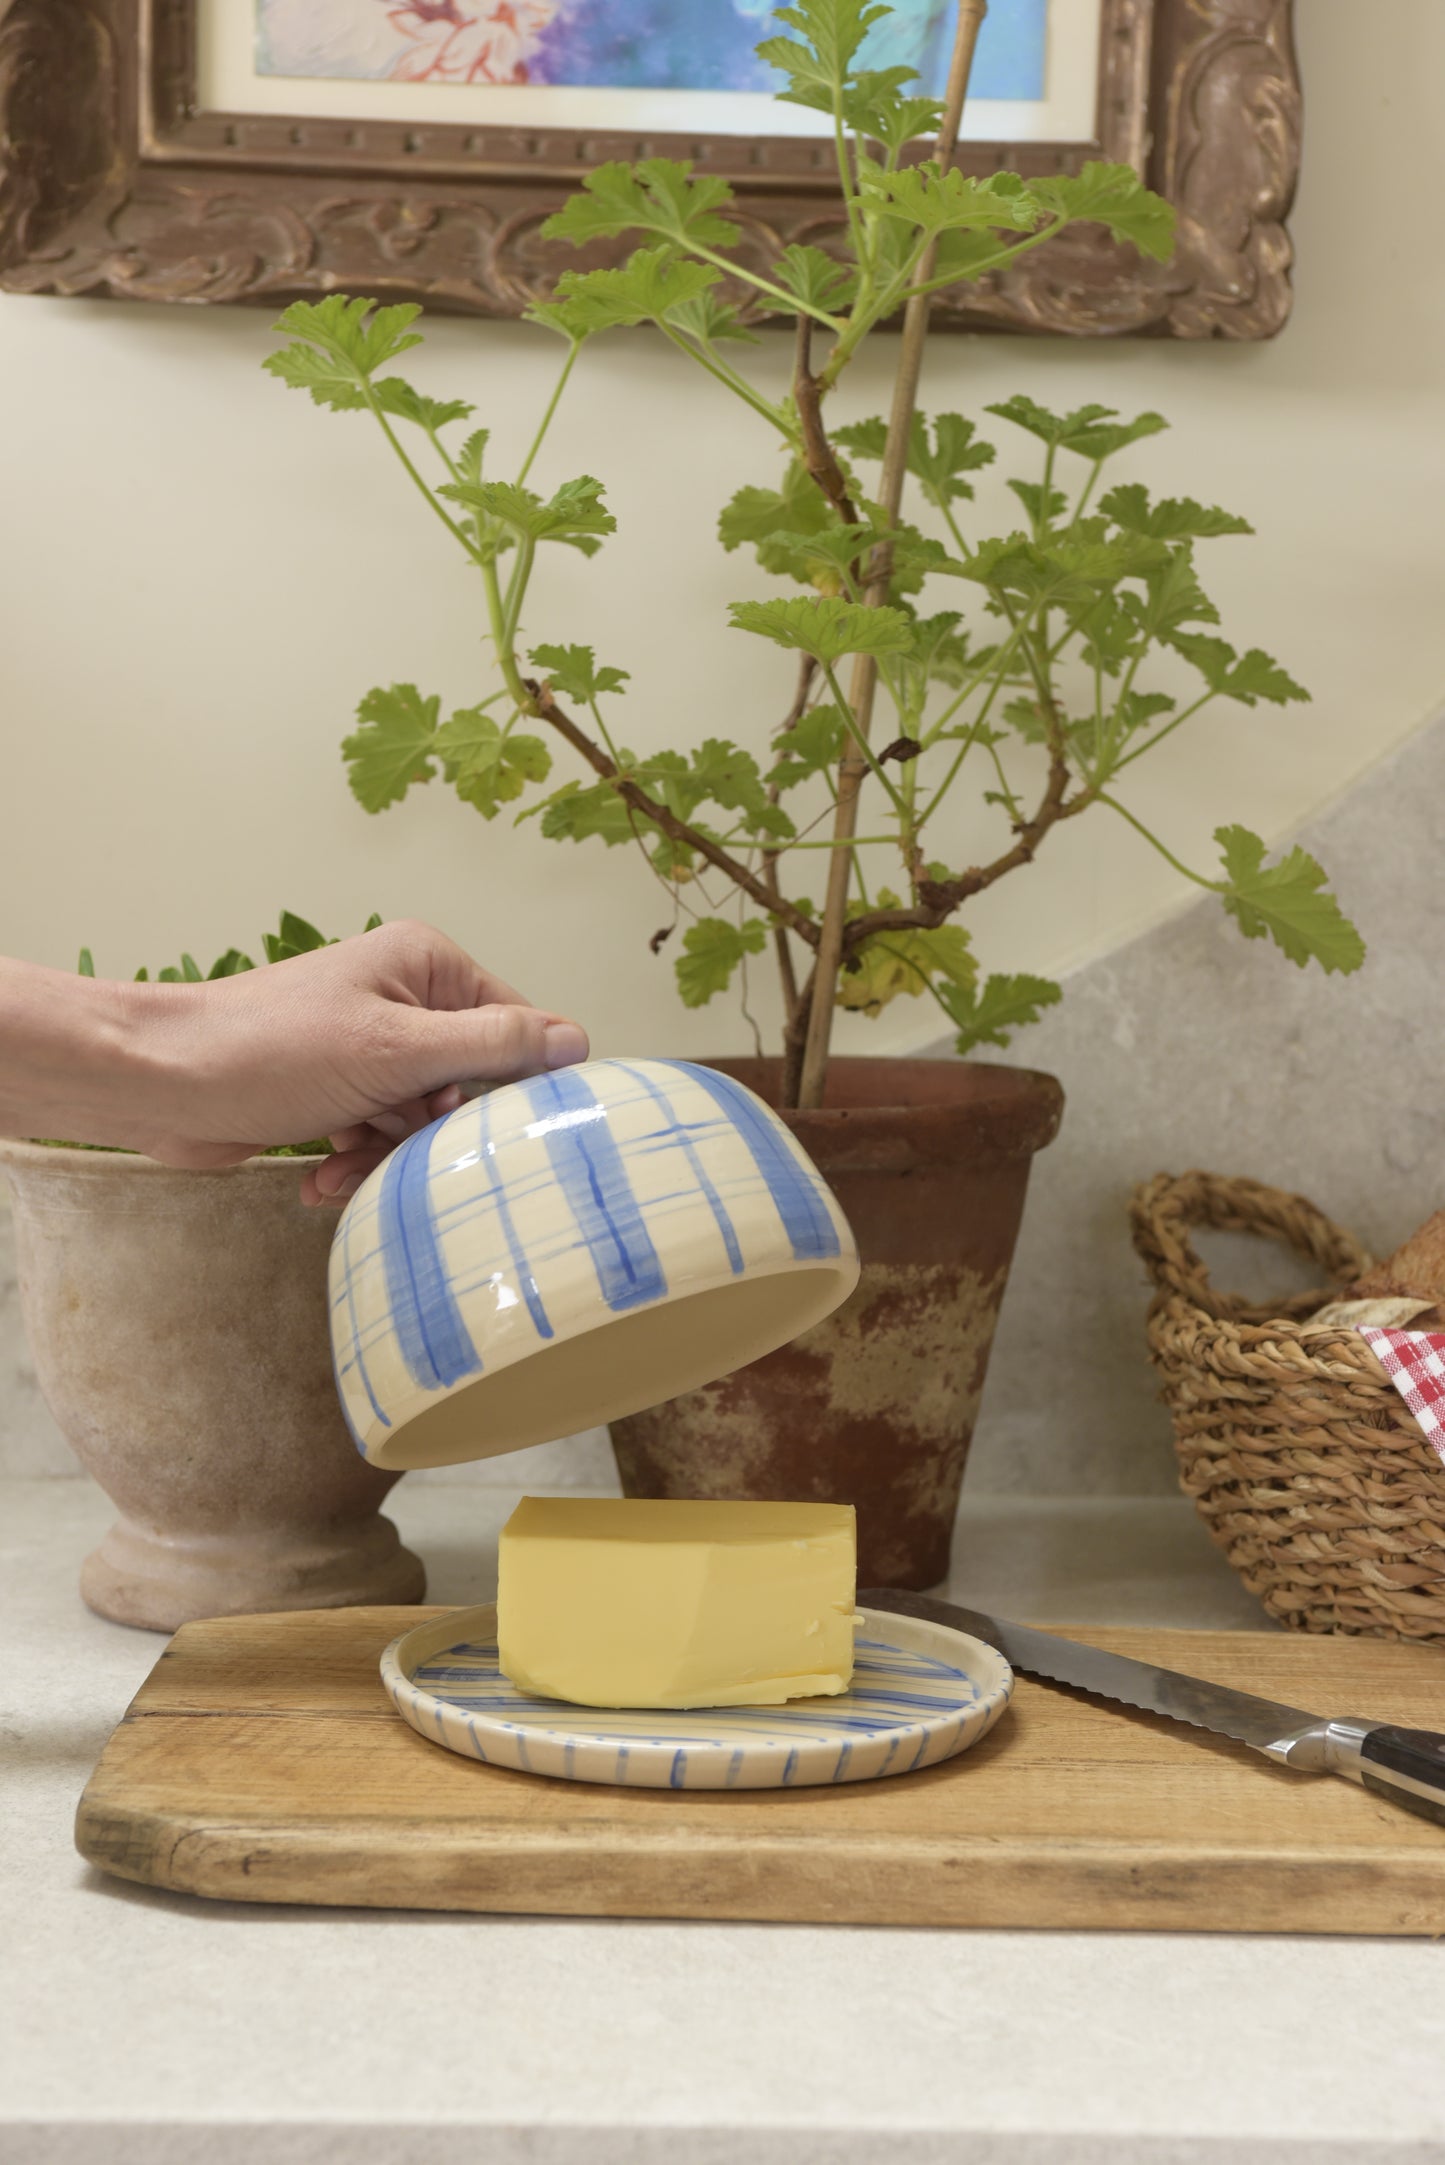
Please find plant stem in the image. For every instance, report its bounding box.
[682,239,845,331]
[658,323,794,439]
[367,394,487,569]
[794,0,989,1110]
[1095,793,1217,888]
[793,316,859,524]
[516,341,580,487]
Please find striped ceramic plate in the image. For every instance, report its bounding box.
[381,1604,1013,1790]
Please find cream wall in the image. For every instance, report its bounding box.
[2,0,1442,1060]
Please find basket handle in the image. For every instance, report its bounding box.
[1129,1170,1373,1324]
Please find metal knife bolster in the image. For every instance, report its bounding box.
[861,1586,1373,1782]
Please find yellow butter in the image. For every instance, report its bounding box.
[496,1497,858,1710]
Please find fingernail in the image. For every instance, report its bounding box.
[544,1021,589,1071]
[332,1171,364,1200]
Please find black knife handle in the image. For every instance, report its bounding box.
[1359,1726,1445,1827]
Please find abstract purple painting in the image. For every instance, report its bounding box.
[255,0,1048,101]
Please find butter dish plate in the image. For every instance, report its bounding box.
[381,1604,1012,1790]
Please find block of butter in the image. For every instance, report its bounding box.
[497,1496,858,1710]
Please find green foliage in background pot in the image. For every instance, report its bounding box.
[49,912,380,1155]
[264,0,1363,1109]
[75,909,381,985]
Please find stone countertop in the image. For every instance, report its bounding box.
[5,1475,1445,2165]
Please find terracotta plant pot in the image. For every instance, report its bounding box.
[610,1058,1064,1590]
[0,1141,425,1631]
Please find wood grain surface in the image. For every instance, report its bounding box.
[74,1607,1445,1933]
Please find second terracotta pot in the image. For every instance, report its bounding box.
[610,1057,1063,1589]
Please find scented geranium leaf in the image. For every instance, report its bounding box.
[275,296,423,373]
[342,683,441,812]
[435,706,552,820]
[831,416,889,463]
[529,644,630,703]
[729,594,916,663]
[665,291,760,346]
[756,0,890,112]
[954,526,1166,608]
[883,520,954,596]
[758,522,895,590]
[858,84,946,155]
[1215,826,1364,974]
[1169,633,1309,707]
[1114,689,1176,736]
[1007,479,1069,527]
[262,341,370,412]
[263,298,424,408]
[909,412,995,508]
[719,460,836,577]
[1069,592,1140,676]
[894,611,978,703]
[441,474,616,554]
[1120,547,1221,642]
[987,394,1169,462]
[774,243,858,316]
[1029,162,1175,263]
[838,896,976,1015]
[937,971,1063,1054]
[370,378,474,434]
[455,429,489,485]
[1101,483,1253,540]
[551,249,722,333]
[76,947,95,977]
[363,912,383,932]
[687,737,772,826]
[675,916,769,1008]
[872,164,1038,240]
[542,159,739,250]
[533,777,636,847]
[768,702,848,789]
[524,294,603,343]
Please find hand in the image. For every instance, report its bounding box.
[0,922,588,1204]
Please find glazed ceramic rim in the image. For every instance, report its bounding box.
[351,1238,859,1469]
[381,1601,1014,1791]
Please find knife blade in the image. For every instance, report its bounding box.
[862,1586,1445,1828]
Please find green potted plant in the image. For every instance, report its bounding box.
[262,0,1362,1585]
[0,913,426,1630]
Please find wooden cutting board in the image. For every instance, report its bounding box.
[75,1606,1445,1933]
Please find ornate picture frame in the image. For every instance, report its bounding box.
[0,0,1299,338]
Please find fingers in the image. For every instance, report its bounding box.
[304,1146,390,1206]
[394,1001,589,1097]
[304,1083,472,1208]
[362,919,533,1016]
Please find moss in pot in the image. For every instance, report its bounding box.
[263,0,1364,1584]
[3,913,425,1631]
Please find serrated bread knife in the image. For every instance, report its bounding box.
[863,1588,1445,1827]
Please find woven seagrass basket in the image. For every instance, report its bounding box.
[1130,1169,1445,1643]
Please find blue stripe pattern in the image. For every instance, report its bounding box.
[664,1062,841,1262]
[616,1060,745,1275]
[376,1126,483,1391]
[528,1067,668,1311]
[383,1608,1011,1793]
[475,1092,554,1340]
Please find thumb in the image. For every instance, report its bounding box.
[389,1003,589,1097]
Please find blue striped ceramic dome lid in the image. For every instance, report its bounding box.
[382,1603,1013,1791]
[330,1057,858,1469]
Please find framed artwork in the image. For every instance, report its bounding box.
[0,0,1299,337]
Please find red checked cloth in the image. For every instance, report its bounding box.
[1358,1328,1445,1462]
